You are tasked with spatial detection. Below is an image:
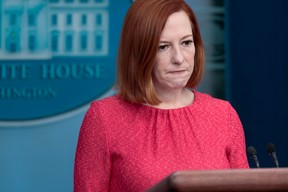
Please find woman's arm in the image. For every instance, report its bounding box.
[226,103,250,169]
[74,103,112,191]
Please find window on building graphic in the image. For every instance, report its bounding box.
[81,15,87,25]
[7,40,19,53]
[51,14,57,26]
[80,0,89,3]
[66,14,72,26]
[9,14,17,26]
[6,30,20,53]
[65,33,73,52]
[95,14,102,26]
[9,43,17,53]
[6,34,20,53]
[51,31,59,52]
[65,0,73,3]
[28,34,36,51]
[80,32,88,50]
[95,33,103,51]
[28,14,36,26]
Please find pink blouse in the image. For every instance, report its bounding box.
[74,91,249,192]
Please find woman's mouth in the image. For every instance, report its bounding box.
[168,70,187,74]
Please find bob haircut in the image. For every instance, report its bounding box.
[117,0,205,105]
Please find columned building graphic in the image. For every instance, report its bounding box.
[0,0,109,60]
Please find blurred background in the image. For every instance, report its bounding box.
[0,0,287,191]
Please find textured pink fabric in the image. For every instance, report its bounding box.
[74,91,249,192]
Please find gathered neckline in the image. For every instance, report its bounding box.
[138,90,199,112]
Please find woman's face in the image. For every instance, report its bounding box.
[152,11,195,92]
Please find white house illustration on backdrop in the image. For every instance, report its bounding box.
[0,0,109,60]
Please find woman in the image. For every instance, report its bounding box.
[74,0,249,191]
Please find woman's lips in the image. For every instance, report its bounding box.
[168,70,187,74]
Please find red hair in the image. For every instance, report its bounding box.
[117,0,205,104]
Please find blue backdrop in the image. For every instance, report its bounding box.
[226,0,288,168]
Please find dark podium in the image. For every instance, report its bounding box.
[147,168,288,192]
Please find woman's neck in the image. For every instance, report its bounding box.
[153,88,194,109]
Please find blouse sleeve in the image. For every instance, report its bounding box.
[74,103,111,192]
[226,103,250,169]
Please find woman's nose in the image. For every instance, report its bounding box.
[171,46,184,65]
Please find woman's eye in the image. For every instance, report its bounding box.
[182,40,193,47]
[158,45,169,51]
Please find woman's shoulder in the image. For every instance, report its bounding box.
[91,94,119,105]
[193,91,240,125]
[194,91,227,103]
[194,91,233,110]
[90,95,121,109]
[89,94,139,113]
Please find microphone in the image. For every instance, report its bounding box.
[266,142,279,168]
[247,146,260,168]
